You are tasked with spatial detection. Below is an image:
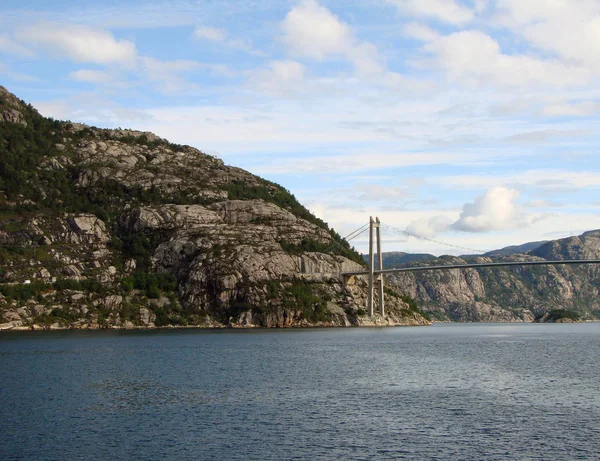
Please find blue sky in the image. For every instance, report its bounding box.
[2,0,600,255]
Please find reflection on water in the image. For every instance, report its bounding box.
[1,323,599,460]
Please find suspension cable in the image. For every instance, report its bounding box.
[382,224,487,254]
[344,223,370,241]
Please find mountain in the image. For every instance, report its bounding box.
[482,240,548,257]
[0,86,430,330]
[385,231,600,322]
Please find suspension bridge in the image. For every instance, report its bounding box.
[341,217,600,318]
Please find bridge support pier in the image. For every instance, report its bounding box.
[376,217,384,317]
[368,217,374,316]
[367,216,384,317]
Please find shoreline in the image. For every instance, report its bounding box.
[3,318,598,332]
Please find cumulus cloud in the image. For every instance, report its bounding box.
[452,186,527,232]
[415,30,589,88]
[281,0,353,59]
[494,0,600,70]
[386,0,475,25]
[280,0,383,76]
[16,23,136,65]
[406,187,530,237]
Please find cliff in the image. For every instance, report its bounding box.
[0,86,429,330]
[385,231,600,322]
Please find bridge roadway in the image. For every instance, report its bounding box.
[342,259,600,277]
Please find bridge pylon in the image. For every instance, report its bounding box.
[368,217,385,317]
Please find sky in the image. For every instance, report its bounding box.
[1,0,600,256]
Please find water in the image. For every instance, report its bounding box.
[1,323,599,460]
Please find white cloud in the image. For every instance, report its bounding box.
[495,0,600,70]
[406,215,453,238]
[16,23,137,65]
[353,184,411,202]
[386,0,475,25]
[192,25,263,55]
[502,128,587,143]
[405,187,530,237]
[281,0,353,59]
[33,100,72,120]
[249,60,306,95]
[193,26,226,42]
[417,30,589,88]
[402,22,439,41]
[69,69,113,84]
[139,57,200,93]
[280,0,384,76]
[452,186,527,232]
[32,92,154,125]
[257,150,490,175]
[433,169,600,191]
[542,101,600,117]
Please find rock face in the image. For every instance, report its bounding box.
[0,86,429,330]
[386,234,600,322]
[0,86,27,126]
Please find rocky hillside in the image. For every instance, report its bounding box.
[0,86,429,330]
[386,230,600,322]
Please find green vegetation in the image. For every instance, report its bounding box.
[0,279,109,303]
[0,281,48,302]
[0,273,175,305]
[36,307,81,325]
[384,286,431,321]
[121,272,177,298]
[282,279,332,322]
[224,279,332,324]
[279,238,363,265]
[150,297,188,327]
[536,309,581,322]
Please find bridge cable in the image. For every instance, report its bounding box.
[344,223,370,242]
[381,223,488,254]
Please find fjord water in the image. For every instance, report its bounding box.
[1,324,599,460]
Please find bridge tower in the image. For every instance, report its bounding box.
[368,217,385,317]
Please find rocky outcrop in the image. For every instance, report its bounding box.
[0,86,27,126]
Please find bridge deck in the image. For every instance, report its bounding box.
[342,259,600,276]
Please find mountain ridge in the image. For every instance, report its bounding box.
[385,230,600,322]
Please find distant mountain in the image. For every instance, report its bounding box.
[483,240,548,256]
[363,251,437,267]
[385,230,600,323]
